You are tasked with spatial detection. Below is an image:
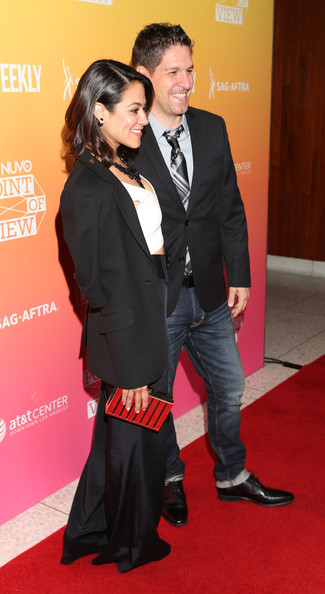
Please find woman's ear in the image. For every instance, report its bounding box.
[94,102,106,124]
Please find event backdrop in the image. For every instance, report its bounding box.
[0,0,274,524]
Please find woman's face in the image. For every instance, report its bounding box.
[97,81,149,154]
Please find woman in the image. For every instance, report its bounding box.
[60,59,170,572]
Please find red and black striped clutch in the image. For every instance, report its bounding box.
[105,387,173,431]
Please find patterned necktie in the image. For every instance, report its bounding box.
[164,125,192,275]
[163,125,190,210]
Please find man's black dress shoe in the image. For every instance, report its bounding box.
[217,474,294,507]
[162,480,188,526]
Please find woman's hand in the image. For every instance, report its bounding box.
[121,386,149,414]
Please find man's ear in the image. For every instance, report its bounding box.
[136,65,151,78]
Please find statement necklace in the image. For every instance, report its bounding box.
[114,157,144,188]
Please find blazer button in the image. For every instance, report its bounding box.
[185,219,190,225]
[178,256,185,262]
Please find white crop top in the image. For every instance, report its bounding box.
[121,178,164,254]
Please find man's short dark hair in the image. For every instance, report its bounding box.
[132,23,193,74]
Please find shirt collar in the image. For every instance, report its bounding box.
[148,112,189,141]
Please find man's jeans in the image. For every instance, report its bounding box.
[165,287,246,483]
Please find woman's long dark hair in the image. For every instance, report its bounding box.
[63,59,153,167]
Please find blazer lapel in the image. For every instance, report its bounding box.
[78,150,151,258]
[186,108,204,213]
[112,179,152,259]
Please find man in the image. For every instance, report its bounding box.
[132,23,294,526]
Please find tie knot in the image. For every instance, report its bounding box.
[173,124,184,139]
[164,125,184,156]
[164,124,183,143]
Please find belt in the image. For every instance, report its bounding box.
[182,274,194,288]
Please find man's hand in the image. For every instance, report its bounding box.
[121,386,149,414]
[228,287,250,318]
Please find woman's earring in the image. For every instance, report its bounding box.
[98,117,104,127]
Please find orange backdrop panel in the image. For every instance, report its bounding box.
[0,0,274,524]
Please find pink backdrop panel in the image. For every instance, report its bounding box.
[0,0,274,525]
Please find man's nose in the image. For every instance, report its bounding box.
[178,71,193,89]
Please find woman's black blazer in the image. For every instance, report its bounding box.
[60,149,168,389]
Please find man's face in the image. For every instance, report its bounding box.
[139,44,194,128]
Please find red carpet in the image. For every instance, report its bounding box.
[1,355,325,593]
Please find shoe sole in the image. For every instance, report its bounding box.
[162,513,188,526]
[218,494,295,506]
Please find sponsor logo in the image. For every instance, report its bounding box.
[0,64,42,93]
[87,398,99,419]
[84,369,101,389]
[209,71,250,97]
[191,71,197,93]
[84,370,101,413]
[216,81,250,92]
[0,419,6,443]
[1,396,69,439]
[216,0,249,25]
[0,160,46,242]
[75,0,113,5]
[209,67,216,99]
[0,302,58,330]
[235,161,252,175]
[232,311,243,341]
[63,58,80,101]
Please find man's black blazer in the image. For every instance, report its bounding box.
[60,149,168,389]
[135,106,251,316]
